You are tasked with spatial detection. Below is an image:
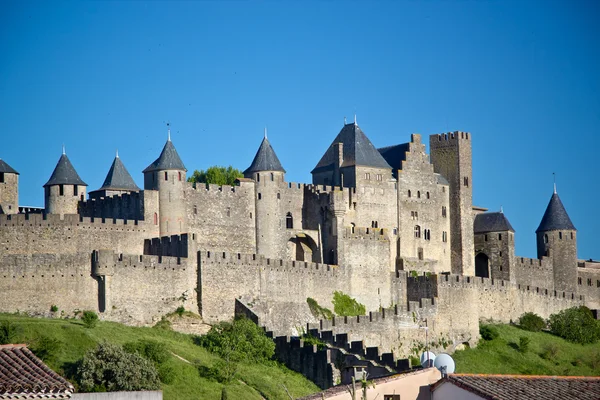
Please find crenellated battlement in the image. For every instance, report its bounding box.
[430,131,471,143]
[188,182,250,194]
[343,226,389,240]
[144,234,189,257]
[0,213,147,230]
[516,255,552,269]
[92,249,189,277]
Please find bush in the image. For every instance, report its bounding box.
[158,364,176,384]
[302,334,326,350]
[50,305,59,313]
[124,339,170,364]
[30,335,62,363]
[518,336,530,353]
[409,356,420,368]
[153,317,172,331]
[480,325,499,341]
[518,312,546,332]
[81,311,98,329]
[540,342,560,362]
[307,298,334,320]
[0,320,21,345]
[175,306,185,317]
[549,306,600,344]
[332,291,366,317]
[76,342,160,392]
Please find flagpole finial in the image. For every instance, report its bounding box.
[62,144,65,155]
[500,205,503,213]
[167,122,171,141]
[344,116,347,125]
[116,149,119,158]
[354,114,357,124]
[553,172,557,194]
[264,127,267,139]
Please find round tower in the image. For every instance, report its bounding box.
[0,159,19,214]
[44,149,87,215]
[244,129,286,258]
[536,186,577,292]
[143,128,187,237]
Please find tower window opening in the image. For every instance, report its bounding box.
[277,193,281,200]
[578,277,582,285]
[544,234,548,244]
[226,208,231,217]
[0,173,4,183]
[164,171,168,181]
[351,223,355,234]
[408,190,411,198]
[414,225,421,238]
[559,232,563,240]
[418,247,424,260]
[442,231,447,242]
[153,213,158,225]
[271,173,274,181]
[426,192,430,199]
[498,233,502,240]
[73,185,78,196]
[485,234,488,242]
[194,205,197,214]
[178,172,182,181]
[258,193,262,200]
[588,278,592,286]
[59,184,64,196]
[257,173,260,182]
[442,186,445,193]
[571,232,574,240]
[417,191,421,199]
[286,212,293,229]
[464,177,469,187]
[442,206,447,217]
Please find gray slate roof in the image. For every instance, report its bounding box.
[0,159,18,175]
[377,143,410,170]
[44,154,87,187]
[93,156,140,192]
[143,139,187,173]
[536,192,576,232]
[244,137,286,175]
[312,123,392,173]
[474,212,515,233]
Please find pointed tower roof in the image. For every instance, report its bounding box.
[94,155,140,192]
[0,159,19,175]
[143,139,187,173]
[536,192,576,232]
[474,212,515,234]
[244,136,286,175]
[44,153,87,187]
[312,123,392,173]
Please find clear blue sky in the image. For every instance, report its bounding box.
[0,1,598,259]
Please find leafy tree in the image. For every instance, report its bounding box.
[77,342,160,392]
[187,166,243,186]
[123,339,170,365]
[549,306,600,344]
[518,312,546,332]
[332,291,366,317]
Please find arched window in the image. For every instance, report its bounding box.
[153,213,158,225]
[414,225,421,238]
[408,190,411,198]
[286,212,293,229]
[417,191,421,199]
[426,192,430,199]
[277,193,281,200]
[351,223,355,234]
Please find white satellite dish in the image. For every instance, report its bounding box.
[420,351,436,368]
[434,353,455,374]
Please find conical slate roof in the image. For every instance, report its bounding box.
[244,136,286,174]
[312,123,392,173]
[0,159,18,175]
[474,212,515,234]
[143,139,186,173]
[536,192,576,232]
[95,155,140,192]
[44,154,87,187]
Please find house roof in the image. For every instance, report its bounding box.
[0,159,19,175]
[244,136,286,175]
[92,155,140,192]
[474,212,515,233]
[536,192,576,232]
[431,374,600,400]
[312,123,392,174]
[143,139,186,173]
[377,143,410,170]
[0,344,74,399]
[43,154,87,187]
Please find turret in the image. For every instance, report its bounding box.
[44,149,87,215]
[244,129,286,258]
[536,188,577,292]
[473,210,515,281]
[0,159,19,214]
[143,128,187,236]
[89,151,140,200]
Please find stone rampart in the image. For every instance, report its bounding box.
[577,267,600,309]
[79,192,144,221]
[513,255,553,290]
[143,234,190,257]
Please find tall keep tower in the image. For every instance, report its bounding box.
[44,150,87,215]
[244,130,286,258]
[0,159,19,214]
[143,129,187,236]
[536,188,577,292]
[429,131,475,276]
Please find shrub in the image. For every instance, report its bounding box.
[50,305,59,313]
[480,325,499,341]
[81,311,98,329]
[30,335,62,363]
[587,349,600,370]
[518,312,546,332]
[549,306,600,344]
[0,320,21,345]
[158,364,176,384]
[302,334,326,350]
[76,342,160,392]
[332,291,366,317]
[518,336,530,353]
[307,298,334,320]
[409,356,420,368]
[153,317,172,331]
[124,339,170,364]
[540,342,560,362]
[175,306,185,317]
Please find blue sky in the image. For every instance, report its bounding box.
[0,1,598,259]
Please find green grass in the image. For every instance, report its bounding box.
[453,324,600,376]
[0,313,319,400]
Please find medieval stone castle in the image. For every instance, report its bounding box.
[1,122,598,371]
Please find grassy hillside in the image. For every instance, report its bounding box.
[0,313,319,400]
[453,324,600,376]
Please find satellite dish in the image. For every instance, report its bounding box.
[420,351,436,368]
[434,353,455,374]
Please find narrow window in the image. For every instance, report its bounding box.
[277,193,281,200]
[498,233,502,240]
[250,212,252,219]
[73,185,78,196]
[578,277,582,285]
[351,223,355,234]
[499,251,503,257]
[559,232,563,240]
[442,206,447,217]
[408,190,411,198]
[442,231,447,242]
[464,177,469,187]
[414,225,421,238]
[418,248,424,260]
[227,208,231,217]
[417,191,421,199]
[194,205,197,214]
[411,211,415,220]
[258,193,262,200]
[415,212,418,220]
[59,184,64,196]
[571,232,574,240]
[0,173,4,183]
[286,212,293,229]
[544,234,548,244]
[257,173,260,182]
[426,192,430,199]
[178,172,182,181]
[485,234,488,242]
[442,186,445,193]
[153,213,158,225]
[271,173,274,181]
[588,278,592,286]
[164,171,168,181]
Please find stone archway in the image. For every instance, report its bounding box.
[475,253,490,278]
[287,233,320,263]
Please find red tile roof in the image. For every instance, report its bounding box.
[432,373,600,400]
[0,344,74,399]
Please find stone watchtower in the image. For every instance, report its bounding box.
[0,159,19,214]
[143,130,187,237]
[473,210,515,282]
[536,187,577,292]
[244,130,286,258]
[44,150,87,215]
[429,132,475,276]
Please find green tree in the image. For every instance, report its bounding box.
[518,312,546,332]
[549,306,600,344]
[187,166,243,186]
[77,342,160,392]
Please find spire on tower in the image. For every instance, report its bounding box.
[553,172,557,194]
[62,144,65,155]
[264,127,267,139]
[167,122,171,142]
[116,149,119,158]
[354,114,357,125]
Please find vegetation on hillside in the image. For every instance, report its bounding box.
[188,166,244,186]
[0,313,319,400]
[307,292,366,320]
